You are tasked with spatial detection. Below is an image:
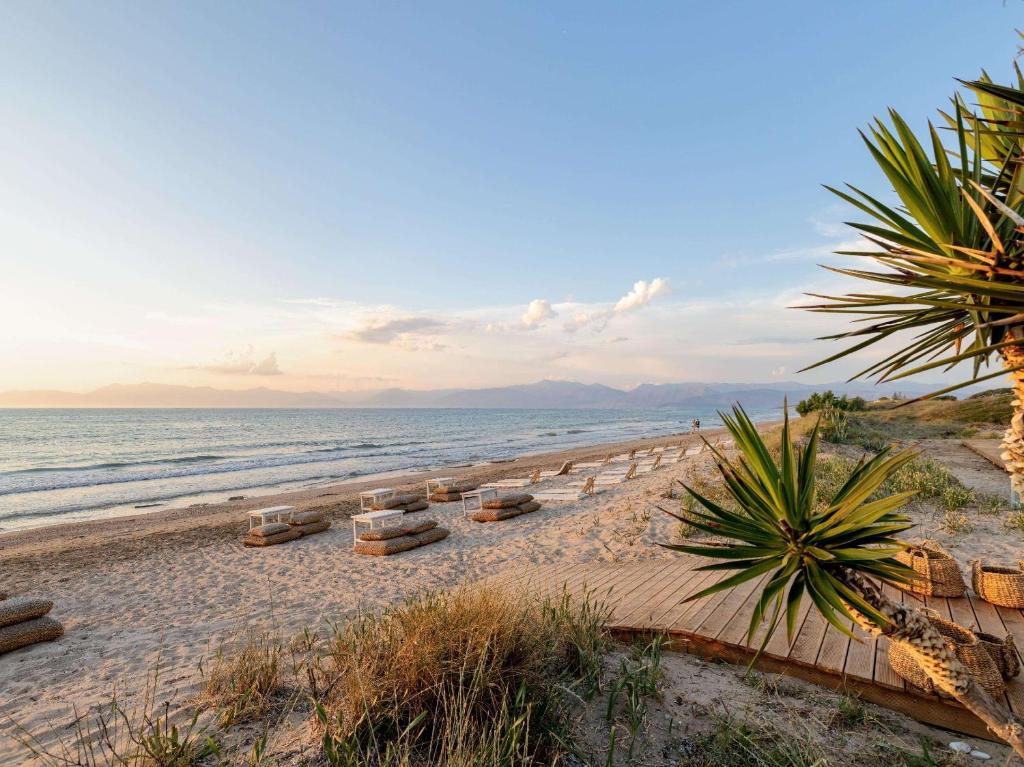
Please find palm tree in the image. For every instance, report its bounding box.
[662,405,1024,756]
[800,64,1024,498]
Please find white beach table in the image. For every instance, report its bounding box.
[248,505,294,529]
[359,487,395,511]
[425,477,455,495]
[460,488,498,518]
[351,509,405,548]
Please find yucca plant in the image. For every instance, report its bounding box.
[660,405,1024,756]
[801,56,1024,499]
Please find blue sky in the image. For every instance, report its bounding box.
[3,2,1023,391]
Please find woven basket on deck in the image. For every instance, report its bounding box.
[972,560,1024,609]
[976,630,1021,681]
[894,541,966,597]
[889,609,1004,697]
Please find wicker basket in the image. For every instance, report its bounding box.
[972,560,1024,608]
[976,631,1022,681]
[894,541,966,597]
[889,610,1004,697]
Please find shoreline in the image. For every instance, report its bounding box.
[0,426,732,562]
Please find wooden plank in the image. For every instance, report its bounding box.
[995,606,1024,719]
[760,588,813,659]
[843,625,876,683]
[716,573,778,647]
[665,570,734,632]
[693,571,770,639]
[816,619,853,676]
[611,560,702,628]
[638,566,721,629]
[787,606,827,668]
[604,560,686,624]
[874,583,907,691]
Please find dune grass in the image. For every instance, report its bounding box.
[199,631,286,727]
[309,585,610,765]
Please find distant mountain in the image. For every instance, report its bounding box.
[0,379,992,409]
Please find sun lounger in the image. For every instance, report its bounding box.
[482,468,542,489]
[569,463,637,487]
[659,447,686,465]
[684,445,704,457]
[538,460,573,477]
[637,454,663,474]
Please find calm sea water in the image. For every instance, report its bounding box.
[0,407,776,531]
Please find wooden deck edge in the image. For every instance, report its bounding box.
[960,439,1005,471]
[607,624,1003,746]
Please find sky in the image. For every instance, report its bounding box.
[3,1,1023,393]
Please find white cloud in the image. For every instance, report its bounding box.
[197,346,282,376]
[613,278,671,314]
[343,317,447,345]
[564,277,671,333]
[520,298,557,329]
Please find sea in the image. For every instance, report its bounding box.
[0,406,781,532]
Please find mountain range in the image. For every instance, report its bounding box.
[0,379,990,409]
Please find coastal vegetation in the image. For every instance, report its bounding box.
[794,391,866,417]
[665,405,1024,758]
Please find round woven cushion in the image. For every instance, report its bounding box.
[250,522,292,537]
[411,527,449,547]
[354,536,420,557]
[0,617,64,655]
[482,493,533,509]
[402,499,430,513]
[244,528,302,547]
[435,483,477,495]
[288,511,324,526]
[360,526,411,542]
[354,526,449,556]
[404,519,438,535]
[516,500,542,514]
[430,492,463,503]
[0,598,53,629]
[470,507,524,523]
[371,494,423,511]
[293,519,331,537]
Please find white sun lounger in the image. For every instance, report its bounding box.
[636,454,663,474]
[568,463,638,487]
[539,460,574,478]
[571,455,614,471]
[482,468,541,489]
[533,477,597,501]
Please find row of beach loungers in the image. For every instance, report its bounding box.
[242,438,733,556]
[480,440,730,499]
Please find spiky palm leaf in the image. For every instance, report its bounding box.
[661,404,916,645]
[801,97,1024,398]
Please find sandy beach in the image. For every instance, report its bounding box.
[0,428,723,761]
[4,422,1022,765]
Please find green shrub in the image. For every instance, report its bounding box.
[795,391,867,417]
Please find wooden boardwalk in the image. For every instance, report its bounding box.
[491,557,1024,742]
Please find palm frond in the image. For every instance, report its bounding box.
[666,403,915,643]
